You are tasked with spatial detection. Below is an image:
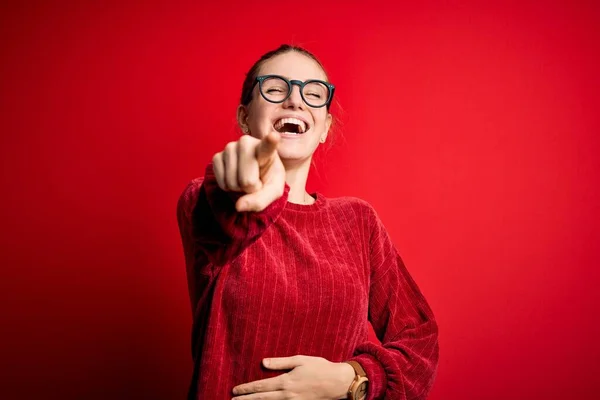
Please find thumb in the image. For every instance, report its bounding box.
[255,131,280,167]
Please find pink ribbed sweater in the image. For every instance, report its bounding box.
[176,164,439,400]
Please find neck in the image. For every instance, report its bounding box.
[283,158,314,205]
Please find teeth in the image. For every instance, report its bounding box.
[274,117,307,133]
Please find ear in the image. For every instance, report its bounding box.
[320,113,332,143]
[237,104,250,134]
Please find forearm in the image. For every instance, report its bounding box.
[177,163,289,266]
[350,320,439,400]
[362,209,440,399]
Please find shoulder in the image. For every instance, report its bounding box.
[177,177,205,216]
[326,195,379,224]
[179,176,205,200]
[178,164,214,205]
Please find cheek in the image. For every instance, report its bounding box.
[246,104,280,139]
[312,112,329,131]
[248,103,275,128]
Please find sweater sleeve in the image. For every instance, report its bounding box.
[349,208,439,400]
[176,162,289,270]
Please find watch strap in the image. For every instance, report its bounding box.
[345,360,367,378]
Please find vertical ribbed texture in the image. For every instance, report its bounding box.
[177,164,439,400]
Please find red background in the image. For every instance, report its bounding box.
[1,1,599,399]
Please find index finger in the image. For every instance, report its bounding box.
[232,375,285,395]
[255,131,280,166]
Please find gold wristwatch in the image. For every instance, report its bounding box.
[344,360,369,400]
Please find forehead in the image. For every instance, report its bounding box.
[258,51,328,82]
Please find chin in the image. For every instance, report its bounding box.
[277,150,308,161]
[277,148,313,164]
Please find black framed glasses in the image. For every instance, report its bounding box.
[246,75,335,108]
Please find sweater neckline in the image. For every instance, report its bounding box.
[284,192,326,212]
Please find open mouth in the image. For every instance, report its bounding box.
[273,117,309,134]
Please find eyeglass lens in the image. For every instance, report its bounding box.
[260,76,330,107]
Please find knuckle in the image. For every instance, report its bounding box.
[224,141,237,154]
[238,134,253,145]
[240,141,256,156]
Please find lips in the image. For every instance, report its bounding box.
[273,117,309,134]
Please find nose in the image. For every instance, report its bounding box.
[282,84,304,110]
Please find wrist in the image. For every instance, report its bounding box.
[335,362,356,399]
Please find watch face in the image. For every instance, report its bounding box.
[357,382,368,400]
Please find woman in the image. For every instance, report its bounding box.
[177,44,439,400]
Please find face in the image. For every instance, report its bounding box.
[238,51,332,164]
